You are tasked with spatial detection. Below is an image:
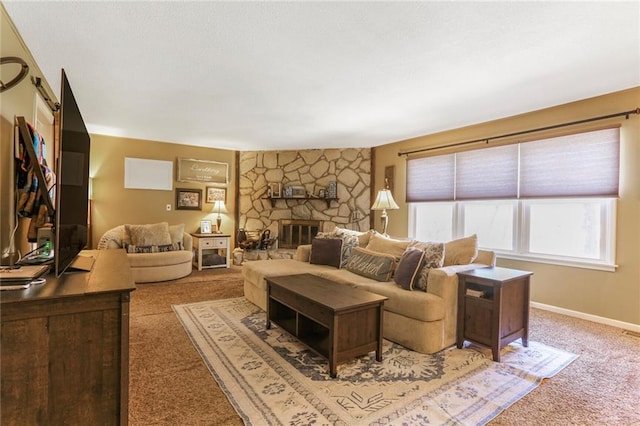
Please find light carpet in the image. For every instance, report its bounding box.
[174,297,577,426]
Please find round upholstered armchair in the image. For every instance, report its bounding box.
[98,222,193,283]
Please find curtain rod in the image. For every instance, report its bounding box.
[31,76,59,112]
[398,107,640,157]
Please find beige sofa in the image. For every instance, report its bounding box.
[97,223,193,283]
[243,233,495,354]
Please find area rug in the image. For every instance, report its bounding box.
[174,297,577,425]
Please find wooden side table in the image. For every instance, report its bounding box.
[456,266,532,361]
[191,233,231,270]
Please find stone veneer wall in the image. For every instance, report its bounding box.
[239,149,371,238]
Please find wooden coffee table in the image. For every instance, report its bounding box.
[266,274,387,378]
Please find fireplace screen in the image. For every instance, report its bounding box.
[279,220,320,249]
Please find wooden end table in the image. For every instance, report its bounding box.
[456,266,532,362]
[266,274,387,378]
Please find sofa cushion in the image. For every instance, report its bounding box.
[394,248,426,290]
[356,281,445,322]
[240,259,331,292]
[408,241,446,291]
[125,222,172,246]
[168,223,186,245]
[345,247,396,282]
[444,234,478,266]
[365,234,410,259]
[309,237,342,268]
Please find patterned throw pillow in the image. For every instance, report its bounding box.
[408,241,445,291]
[309,238,343,269]
[125,242,183,254]
[345,247,396,282]
[394,248,426,290]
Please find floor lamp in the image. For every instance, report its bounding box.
[370,188,399,236]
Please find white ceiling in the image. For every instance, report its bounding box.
[4,1,639,151]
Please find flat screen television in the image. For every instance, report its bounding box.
[54,69,93,276]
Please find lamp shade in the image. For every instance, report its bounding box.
[371,189,399,211]
[213,200,227,214]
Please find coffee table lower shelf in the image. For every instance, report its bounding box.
[266,274,387,378]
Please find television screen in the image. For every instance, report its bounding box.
[54,69,91,276]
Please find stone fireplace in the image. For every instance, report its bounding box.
[279,220,320,249]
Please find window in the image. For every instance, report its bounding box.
[409,198,616,270]
[406,128,619,270]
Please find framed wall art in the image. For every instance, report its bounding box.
[177,158,228,185]
[206,187,226,203]
[175,188,202,210]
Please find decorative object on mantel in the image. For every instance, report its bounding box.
[269,183,281,198]
[327,181,337,199]
[177,158,228,185]
[371,179,399,236]
[176,188,202,210]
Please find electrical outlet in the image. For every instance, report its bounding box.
[166,204,172,211]
[352,210,360,221]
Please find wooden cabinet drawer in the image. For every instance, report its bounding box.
[200,238,226,248]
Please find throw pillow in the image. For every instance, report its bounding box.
[316,229,359,268]
[409,241,445,291]
[345,247,396,282]
[394,248,426,290]
[309,238,343,268]
[443,234,478,266]
[125,222,172,247]
[168,223,185,245]
[125,241,183,254]
[333,227,376,247]
[365,233,410,259]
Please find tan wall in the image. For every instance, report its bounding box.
[1,6,58,263]
[90,134,236,248]
[373,87,640,326]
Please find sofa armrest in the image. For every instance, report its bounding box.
[295,244,312,262]
[182,232,193,252]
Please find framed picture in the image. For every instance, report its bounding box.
[200,220,212,234]
[177,158,228,185]
[175,188,202,210]
[269,183,281,198]
[206,187,226,203]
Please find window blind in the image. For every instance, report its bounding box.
[520,128,619,198]
[456,144,518,200]
[406,128,620,202]
[406,154,454,202]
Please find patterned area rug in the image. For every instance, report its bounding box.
[174,297,577,425]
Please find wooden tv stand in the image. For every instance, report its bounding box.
[1,250,136,425]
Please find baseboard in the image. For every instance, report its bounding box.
[531,302,640,334]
